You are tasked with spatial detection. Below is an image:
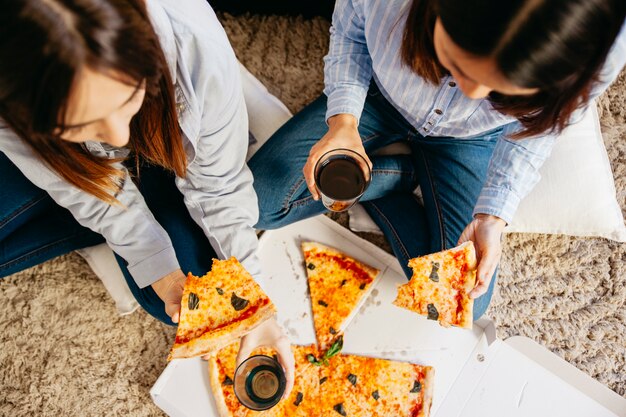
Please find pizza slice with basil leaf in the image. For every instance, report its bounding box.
[169,257,276,360]
[318,353,434,417]
[302,242,380,351]
[393,241,477,329]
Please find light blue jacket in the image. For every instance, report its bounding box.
[0,0,261,288]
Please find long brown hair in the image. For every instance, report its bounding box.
[0,0,187,204]
[401,0,626,138]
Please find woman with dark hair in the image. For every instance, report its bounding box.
[0,0,294,390]
[250,0,626,319]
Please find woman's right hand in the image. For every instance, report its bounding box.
[303,113,371,200]
[151,269,188,323]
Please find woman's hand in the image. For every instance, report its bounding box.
[457,214,507,299]
[237,317,295,399]
[303,113,371,199]
[151,269,187,323]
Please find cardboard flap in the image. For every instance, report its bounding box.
[433,336,626,417]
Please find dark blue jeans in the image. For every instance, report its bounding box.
[249,85,500,320]
[0,155,217,324]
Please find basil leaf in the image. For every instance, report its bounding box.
[333,403,347,416]
[410,380,422,393]
[347,373,357,386]
[429,262,440,282]
[427,303,439,321]
[188,292,200,310]
[324,335,344,360]
[231,292,249,311]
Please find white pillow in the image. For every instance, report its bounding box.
[505,105,626,241]
[239,63,293,161]
[240,65,626,242]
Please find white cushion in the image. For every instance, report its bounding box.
[239,63,293,161]
[76,244,140,316]
[505,105,626,241]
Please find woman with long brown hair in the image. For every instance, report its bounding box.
[0,0,294,391]
[250,0,626,320]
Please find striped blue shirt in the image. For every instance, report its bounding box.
[324,0,626,223]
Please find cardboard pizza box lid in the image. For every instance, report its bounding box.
[150,215,626,417]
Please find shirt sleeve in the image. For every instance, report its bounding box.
[473,124,556,223]
[0,129,180,288]
[175,94,264,287]
[474,21,626,223]
[323,0,373,123]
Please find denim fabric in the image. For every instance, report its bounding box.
[249,84,501,320]
[0,152,217,325]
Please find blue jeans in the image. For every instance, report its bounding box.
[0,154,217,325]
[249,84,500,320]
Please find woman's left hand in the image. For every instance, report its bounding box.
[236,317,295,399]
[457,214,507,299]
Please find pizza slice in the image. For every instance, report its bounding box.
[208,343,321,417]
[302,242,380,350]
[169,257,276,360]
[317,354,370,417]
[393,241,477,328]
[317,353,434,417]
[358,355,434,417]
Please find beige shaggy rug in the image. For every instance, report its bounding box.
[1,14,624,416]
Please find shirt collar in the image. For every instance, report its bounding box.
[146,0,177,84]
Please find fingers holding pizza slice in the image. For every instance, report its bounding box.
[394,242,477,329]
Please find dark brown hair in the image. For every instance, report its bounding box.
[401,0,626,138]
[0,0,187,204]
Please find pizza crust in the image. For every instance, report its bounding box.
[207,355,232,417]
[419,366,435,417]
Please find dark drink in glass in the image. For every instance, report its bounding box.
[314,149,371,212]
[234,355,286,411]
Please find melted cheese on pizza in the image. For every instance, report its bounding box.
[210,343,434,417]
[318,354,433,417]
[302,242,379,349]
[394,242,477,328]
[171,257,275,358]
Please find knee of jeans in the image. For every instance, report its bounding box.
[473,295,491,321]
[254,185,297,230]
[255,204,290,230]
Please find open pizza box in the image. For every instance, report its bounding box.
[151,215,626,417]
